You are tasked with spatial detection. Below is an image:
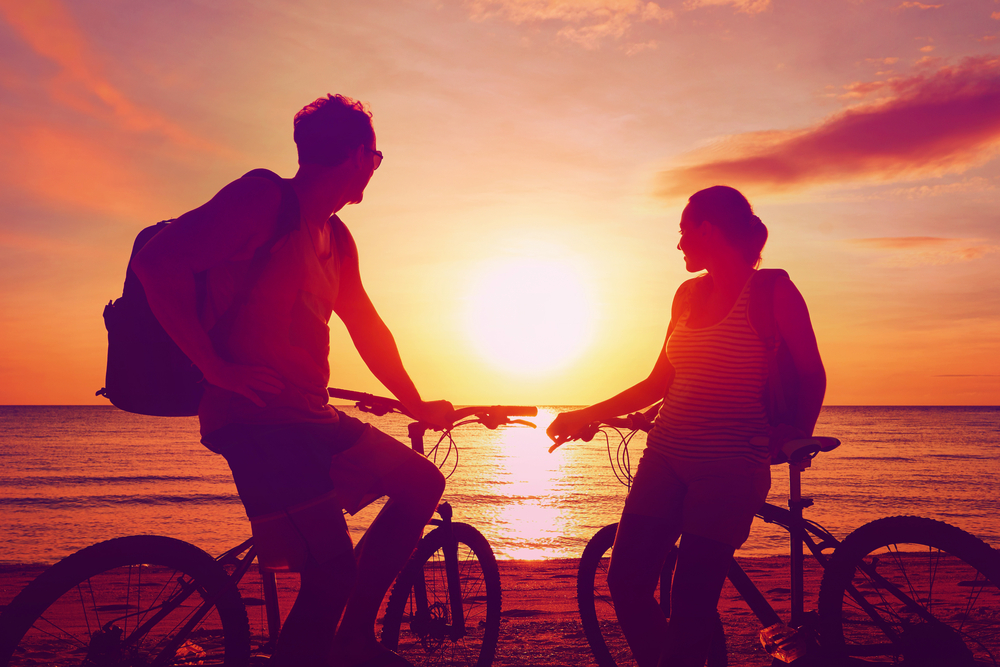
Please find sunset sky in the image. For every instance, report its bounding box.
[1,0,998,407]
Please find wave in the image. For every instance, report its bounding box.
[0,475,224,487]
[0,494,241,508]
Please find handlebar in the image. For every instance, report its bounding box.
[547,404,659,454]
[327,387,538,430]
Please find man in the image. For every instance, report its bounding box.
[133,94,451,667]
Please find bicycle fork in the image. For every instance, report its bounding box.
[410,501,468,641]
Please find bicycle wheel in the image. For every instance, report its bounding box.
[382,522,501,667]
[0,535,250,667]
[818,515,1000,666]
[577,524,729,667]
[578,524,631,667]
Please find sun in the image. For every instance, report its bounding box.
[464,258,596,375]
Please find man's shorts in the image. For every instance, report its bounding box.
[622,447,771,549]
[203,411,414,571]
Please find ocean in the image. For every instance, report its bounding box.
[0,405,998,564]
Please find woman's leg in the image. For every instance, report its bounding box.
[607,512,680,667]
[658,532,735,667]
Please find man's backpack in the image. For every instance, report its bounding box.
[96,169,300,416]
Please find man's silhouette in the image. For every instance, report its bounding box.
[133,94,450,667]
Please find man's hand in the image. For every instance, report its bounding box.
[410,399,455,429]
[203,362,285,407]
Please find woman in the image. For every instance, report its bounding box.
[547,185,826,667]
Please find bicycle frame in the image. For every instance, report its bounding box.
[726,460,840,633]
[202,414,477,654]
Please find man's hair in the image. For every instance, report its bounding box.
[293,94,374,166]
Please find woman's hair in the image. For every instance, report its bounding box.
[685,185,768,267]
[293,94,375,167]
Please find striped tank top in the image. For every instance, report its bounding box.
[647,273,770,463]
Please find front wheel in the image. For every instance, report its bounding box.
[0,535,250,667]
[818,515,1000,666]
[382,522,501,667]
[577,524,727,667]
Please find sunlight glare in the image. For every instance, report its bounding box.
[465,258,595,375]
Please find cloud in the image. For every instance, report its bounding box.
[656,57,1000,198]
[846,237,998,266]
[897,2,943,9]
[683,0,771,14]
[465,0,674,47]
[0,0,228,156]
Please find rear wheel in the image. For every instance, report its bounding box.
[382,522,501,667]
[818,516,1000,666]
[0,535,250,666]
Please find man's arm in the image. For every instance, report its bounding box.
[131,177,286,406]
[331,220,453,427]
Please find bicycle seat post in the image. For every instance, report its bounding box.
[787,461,810,627]
[408,421,429,455]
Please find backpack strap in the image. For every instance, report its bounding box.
[748,268,789,354]
[209,170,300,354]
[748,268,797,427]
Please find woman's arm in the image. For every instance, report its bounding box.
[773,276,826,438]
[545,279,698,444]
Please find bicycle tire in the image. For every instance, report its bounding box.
[577,524,728,667]
[382,522,501,667]
[0,535,250,667]
[818,515,1000,666]
[578,523,631,667]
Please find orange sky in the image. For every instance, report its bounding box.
[0,0,998,406]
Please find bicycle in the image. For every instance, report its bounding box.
[558,412,1000,666]
[0,387,537,667]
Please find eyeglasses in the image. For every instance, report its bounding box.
[366,147,383,170]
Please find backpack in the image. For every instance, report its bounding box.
[747,269,799,428]
[96,169,300,416]
[675,268,799,428]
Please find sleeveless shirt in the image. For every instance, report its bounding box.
[198,203,343,437]
[646,273,770,463]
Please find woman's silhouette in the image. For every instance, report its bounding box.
[548,186,826,667]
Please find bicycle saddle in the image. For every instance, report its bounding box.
[750,436,841,465]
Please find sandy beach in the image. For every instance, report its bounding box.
[0,555,815,667]
[493,556,820,666]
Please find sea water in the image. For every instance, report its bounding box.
[0,406,997,564]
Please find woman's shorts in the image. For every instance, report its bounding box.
[202,411,415,570]
[622,447,771,549]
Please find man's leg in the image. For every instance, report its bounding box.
[272,550,355,667]
[329,443,445,666]
[607,512,679,667]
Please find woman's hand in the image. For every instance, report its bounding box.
[768,422,809,463]
[546,409,594,446]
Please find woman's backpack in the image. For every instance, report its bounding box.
[96,169,299,416]
[747,269,800,428]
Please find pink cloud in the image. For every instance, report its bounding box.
[897,2,943,9]
[0,0,229,156]
[847,237,998,266]
[465,0,675,48]
[462,0,770,47]
[657,57,1000,198]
